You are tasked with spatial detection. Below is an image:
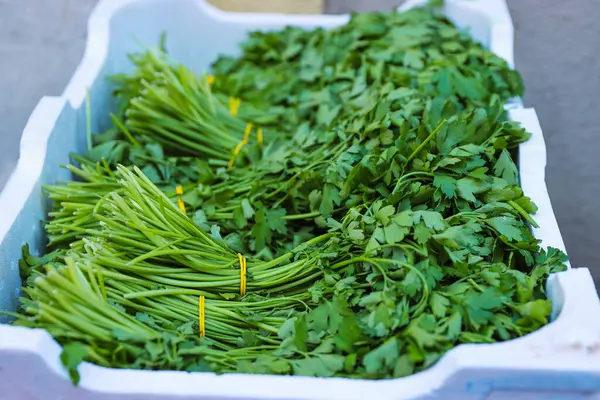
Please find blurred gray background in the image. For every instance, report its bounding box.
[1,0,599,289]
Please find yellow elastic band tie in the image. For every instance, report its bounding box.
[229,97,241,116]
[228,123,254,169]
[198,295,205,338]
[207,75,215,85]
[176,186,186,214]
[243,123,253,142]
[257,127,263,144]
[238,253,247,296]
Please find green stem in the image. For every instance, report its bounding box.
[508,200,539,228]
[283,211,321,220]
[406,119,447,164]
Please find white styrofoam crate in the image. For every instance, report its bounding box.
[0,0,598,399]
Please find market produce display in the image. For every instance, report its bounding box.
[7,5,568,383]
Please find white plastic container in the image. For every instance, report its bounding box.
[0,1,598,399]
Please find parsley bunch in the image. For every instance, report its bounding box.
[212,8,523,129]
[10,5,568,384]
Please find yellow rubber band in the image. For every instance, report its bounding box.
[229,97,241,116]
[238,253,247,296]
[198,295,205,338]
[243,123,253,141]
[228,123,254,169]
[175,186,186,214]
[231,141,246,158]
[257,127,263,144]
[177,199,186,214]
[207,75,215,85]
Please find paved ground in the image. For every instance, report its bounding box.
[1,0,599,289]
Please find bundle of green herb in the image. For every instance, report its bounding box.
[10,5,567,384]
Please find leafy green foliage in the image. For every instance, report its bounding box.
[60,343,88,385]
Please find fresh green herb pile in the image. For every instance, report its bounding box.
[10,5,567,383]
